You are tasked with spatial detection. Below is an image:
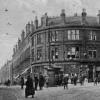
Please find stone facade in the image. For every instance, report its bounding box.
[11,9,100,85]
[30,9,100,84]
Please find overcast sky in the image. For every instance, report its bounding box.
[0,0,100,68]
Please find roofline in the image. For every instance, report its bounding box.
[31,24,100,36]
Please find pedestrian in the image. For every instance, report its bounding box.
[39,73,45,90]
[98,74,100,83]
[94,77,98,86]
[73,74,77,86]
[80,75,84,86]
[20,77,24,89]
[34,74,39,90]
[25,75,35,98]
[63,74,69,89]
[45,76,49,88]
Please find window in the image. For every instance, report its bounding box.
[32,49,34,61]
[72,30,75,40]
[88,50,96,58]
[32,36,34,46]
[50,31,55,42]
[55,31,59,41]
[68,30,71,40]
[55,47,59,59]
[51,47,59,60]
[88,31,96,40]
[76,30,79,40]
[37,33,42,44]
[67,47,80,59]
[50,31,59,42]
[67,30,79,40]
[37,47,42,60]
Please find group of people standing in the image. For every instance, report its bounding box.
[20,73,46,98]
[19,73,87,98]
[63,73,86,89]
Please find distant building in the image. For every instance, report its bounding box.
[30,9,100,84]
[0,60,12,84]
[12,22,34,80]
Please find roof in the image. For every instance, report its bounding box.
[47,16,99,26]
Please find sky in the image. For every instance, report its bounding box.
[0,0,100,68]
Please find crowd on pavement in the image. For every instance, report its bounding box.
[2,72,100,99]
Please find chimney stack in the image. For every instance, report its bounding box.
[81,8,87,25]
[41,13,48,27]
[60,9,66,23]
[34,16,38,29]
[26,22,31,35]
[30,21,35,33]
[97,10,100,24]
[21,30,25,42]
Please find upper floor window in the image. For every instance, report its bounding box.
[32,49,34,61]
[67,47,80,59]
[88,50,96,58]
[50,31,59,42]
[51,47,59,60]
[37,33,43,44]
[68,30,79,40]
[88,31,96,40]
[32,36,34,46]
[37,47,42,60]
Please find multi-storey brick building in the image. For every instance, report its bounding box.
[30,9,100,85]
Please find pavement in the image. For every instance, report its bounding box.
[1,82,100,100]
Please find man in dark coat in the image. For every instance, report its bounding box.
[63,74,69,89]
[34,74,39,90]
[25,75,35,98]
[20,77,24,89]
[39,73,45,90]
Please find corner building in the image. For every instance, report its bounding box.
[31,9,100,85]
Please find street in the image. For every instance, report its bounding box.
[1,83,100,100]
[0,87,17,100]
